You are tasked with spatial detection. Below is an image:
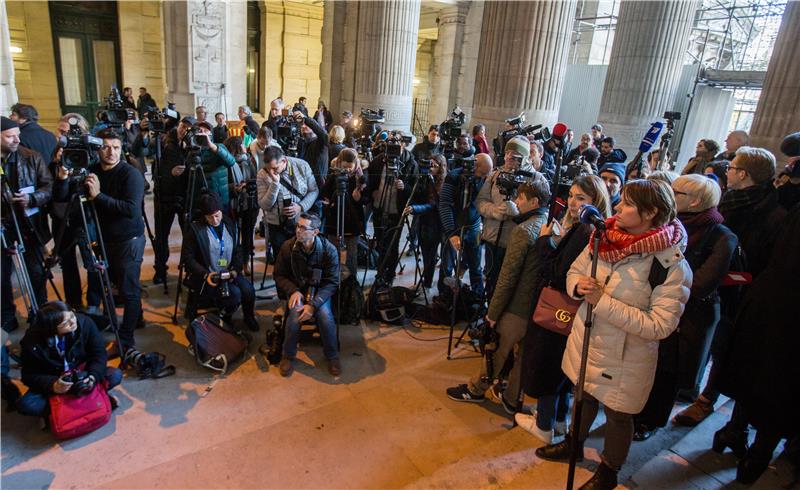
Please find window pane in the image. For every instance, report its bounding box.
[58,37,86,105]
[92,40,117,101]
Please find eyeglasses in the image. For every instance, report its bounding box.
[728,166,746,172]
[296,225,316,232]
[673,190,689,196]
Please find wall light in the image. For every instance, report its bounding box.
[10,46,22,54]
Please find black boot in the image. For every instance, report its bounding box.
[1,376,21,412]
[579,462,618,490]
[736,432,779,484]
[712,423,748,459]
[535,434,583,462]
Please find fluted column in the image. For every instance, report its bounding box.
[349,0,421,131]
[471,0,577,136]
[320,0,347,118]
[0,1,17,115]
[597,0,699,156]
[749,1,800,165]
[427,4,468,126]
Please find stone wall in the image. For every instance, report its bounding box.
[263,0,323,112]
[5,1,60,130]
[118,2,167,107]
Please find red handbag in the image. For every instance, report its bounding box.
[531,286,582,336]
[49,381,111,440]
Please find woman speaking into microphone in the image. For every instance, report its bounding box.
[536,179,692,490]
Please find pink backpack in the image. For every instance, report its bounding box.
[48,382,111,440]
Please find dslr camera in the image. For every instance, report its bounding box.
[210,271,233,298]
[60,370,95,395]
[57,117,102,172]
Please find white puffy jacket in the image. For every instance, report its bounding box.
[562,242,693,414]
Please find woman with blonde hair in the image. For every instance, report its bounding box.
[328,125,346,162]
[537,179,692,490]
[516,175,612,443]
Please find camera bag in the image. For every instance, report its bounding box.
[49,380,111,440]
[186,314,249,374]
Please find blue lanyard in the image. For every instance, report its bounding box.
[209,225,225,261]
[55,336,69,372]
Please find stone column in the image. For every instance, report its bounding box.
[749,0,800,165]
[0,1,17,115]
[320,0,347,118]
[597,0,699,157]
[343,0,421,132]
[471,0,577,137]
[427,4,468,126]
[163,0,246,119]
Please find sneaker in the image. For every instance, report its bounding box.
[279,357,294,377]
[328,358,342,377]
[673,396,714,427]
[446,384,485,403]
[515,412,554,444]
[487,383,518,415]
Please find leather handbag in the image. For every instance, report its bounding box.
[532,286,582,336]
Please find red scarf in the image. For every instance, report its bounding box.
[474,136,490,155]
[589,217,685,263]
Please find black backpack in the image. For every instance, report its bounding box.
[186,314,249,374]
[333,276,365,325]
[357,236,379,270]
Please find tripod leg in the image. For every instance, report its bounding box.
[172,263,184,325]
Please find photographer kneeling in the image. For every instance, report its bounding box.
[273,213,340,377]
[53,129,145,357]
[17,301,122,417]
[184,193,258,331]
[447,176,550,410]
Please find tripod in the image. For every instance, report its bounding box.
[395,213,428,305]
[148,127,168,294]
[171,156,208,324]
[334,174,348,343]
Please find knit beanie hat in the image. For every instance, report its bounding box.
[1,116,19,132]
[599,162,626,185]
[504,135,530,158]
[198,192,222,216]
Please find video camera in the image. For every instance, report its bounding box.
[57,117,102,171]
[146,103,179,133]
[440,106,465,147]
[493,113,552,157]
[495,170,533,199]
[354,108,385,160]
[182,126,211,152]
[99,85,137,127]
[274,113,302,155]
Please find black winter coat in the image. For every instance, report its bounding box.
[19,121,57,162]
[298,116,330,188]
[522,222,592,397]
[2,146,53,243]
[273,236,340,308]
[20,313,107,394]
[183,216,243,290]
[719,204,800,437]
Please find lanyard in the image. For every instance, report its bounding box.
[209,225,226,266]
[55,336,70,372]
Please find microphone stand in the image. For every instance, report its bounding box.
[566,227,603,490]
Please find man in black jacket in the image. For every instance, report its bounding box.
[183,193,258,330]
[53,129,145,356]
[1,117,53,332]
[596,136,627,168]
[411,125,443,162]
[273,213,340,377]
[296,111,330,188]
[11,103,57,162]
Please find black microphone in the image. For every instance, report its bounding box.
[579,204,606,230]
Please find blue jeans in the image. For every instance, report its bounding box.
[440,226,483,295]
[282,298,338,360]
[16,367,123,417]
[536,380,572,431]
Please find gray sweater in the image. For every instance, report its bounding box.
[256,156,319,226]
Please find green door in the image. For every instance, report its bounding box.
[50,2,121,126]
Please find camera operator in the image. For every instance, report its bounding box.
[405,154,447,289]
[273,213,340,377]
[183,193,258,331]
[238,105,260,139]
[149,115,194,284]
[257,146,319,259]
[175,121,238,214]
[293,97,309,117]
[566,133,600,171]
[10,103,57,163]
[477,136,533,297]
[439,153,493,296]
[447,176,550,409]
[212,112,228,144]
[411,125,443,162]
[53,129,145,357]
[449,134,476,169]
[1,117,53,332]
[17,302,122,417]
[320,148,368,279]
[295,111,330,188]
[225,136,259,272]
[366,132,417,285]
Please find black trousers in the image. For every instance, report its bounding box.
[373,211,401,285]
[153,200,184,277]
[236,208,259,265]
[199,274,256,317]
[634,369,679,428]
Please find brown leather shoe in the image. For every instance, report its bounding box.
[673,396,714,426]
[328,358,342,377]
[279,357,294,377]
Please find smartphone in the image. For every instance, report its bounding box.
[282,198,292,208]
[547,197,567,224]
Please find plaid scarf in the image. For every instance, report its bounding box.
[719,183,773,215]
[590,217,685,263]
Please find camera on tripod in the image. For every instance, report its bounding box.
[274,114,301,155]
[355,108,385,160]
[440,106,465,145]
[182,126,211,151]
[99,85,136,127]
[57,117,102,172]
[146,103,179,133]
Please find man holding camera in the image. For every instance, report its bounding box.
[183,193,258,330]
[1,117,53,332]
[296,111,330,188]
[367,132,417,285]
[477,136,532,298]
[257,146,319,259]
[53,129,145,357]
[447,177,550,410]
[274,213,340,377]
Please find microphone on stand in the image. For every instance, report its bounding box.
[579,204,606,230]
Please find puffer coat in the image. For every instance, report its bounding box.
[562,242,692,414]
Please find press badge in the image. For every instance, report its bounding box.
[218,258,228,267]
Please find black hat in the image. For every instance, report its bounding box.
[195,120,213,132]
[198,192,221,216]
[781,132,800,157]
[181,115,197,126]
[0,116,19,132]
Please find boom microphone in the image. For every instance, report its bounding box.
[639,122,664,153]
[579,204,606,230]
